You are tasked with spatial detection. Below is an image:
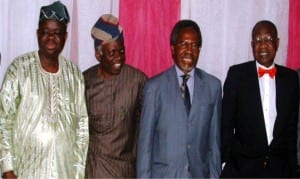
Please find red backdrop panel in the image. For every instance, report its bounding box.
[287,0,300,69]
[119,0,181,77]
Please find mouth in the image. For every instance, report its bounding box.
[45,42,57,51]
[183,57,193,63]
[113,63,122,68]
[259,52,268,56]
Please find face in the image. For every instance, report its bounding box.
[252,24,279,67]
[171,27,200,74]
[96,39,125,77]
[37,20,67,59]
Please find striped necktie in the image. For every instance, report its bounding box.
[181,74,191,114]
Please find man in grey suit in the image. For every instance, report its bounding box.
[137,19,222,178]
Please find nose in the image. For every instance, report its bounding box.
[184,45,193,54]
[47,33,56,39]
[258,41,268,49]
[114,51,122,59]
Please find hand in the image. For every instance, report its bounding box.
[2,171,17,179]
[296,165,300,177]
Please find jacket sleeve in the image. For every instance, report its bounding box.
[221,67,237,164]
[0,66,19,173]
[73,72,89,179]
[136,81,157,178]
[209,80,222,177]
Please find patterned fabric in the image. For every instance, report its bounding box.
[39,1,70,24]
[0,51,89,179]
[180,74,191,114]
[91,14,123,49]
[84,64,147,178]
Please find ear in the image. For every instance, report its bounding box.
[64,31,68,40]
[275,38,280,51]
[95,50,102,63]
[171,45,175,56]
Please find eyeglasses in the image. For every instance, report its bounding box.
[38,29,66,38]
[253,36,277,45]
[175,41,200,50]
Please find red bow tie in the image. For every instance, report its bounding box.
[258,67,277,78]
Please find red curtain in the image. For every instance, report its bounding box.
[119,0,181,77]
[286,0,300,69]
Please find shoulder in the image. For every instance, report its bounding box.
[122,64,148,80]
[83,64,99,77]
[276,64,298,80]
[146,67,173,86]
[10,51,36,66]
[141,68,174,98]
[5,51,37,75]
[195,68,221,87]
[228,61,254,72]
[82,64,99,86]
[296,68,300,76]
[60,56,84,82]
[224,61,256,81]
[60,56,81,72]
[276,64,297,74]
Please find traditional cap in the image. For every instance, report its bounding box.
[39,1,70,24]
[91,14,123,49]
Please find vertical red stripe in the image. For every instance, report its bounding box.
[119,0,181,77]
[286,0,300,69]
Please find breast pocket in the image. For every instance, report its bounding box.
[89,114,113,133]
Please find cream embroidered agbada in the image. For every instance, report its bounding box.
[0,51,89,179]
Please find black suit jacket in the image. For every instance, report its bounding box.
[221,61,299,178]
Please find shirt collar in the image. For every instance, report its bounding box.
[256,61,275,70]
[175,65,195,79]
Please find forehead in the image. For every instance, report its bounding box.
[102,39,124,49]
[39,19,66,30]
[253,24,276,37]
[177,27,199,40]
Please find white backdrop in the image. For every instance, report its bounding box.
[0,0,289,84]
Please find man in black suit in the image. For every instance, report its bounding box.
[221,20,299,178]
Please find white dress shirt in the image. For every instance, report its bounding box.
[256,62,277,145]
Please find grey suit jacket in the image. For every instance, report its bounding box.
[137,65,222,178]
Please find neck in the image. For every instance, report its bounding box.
[39,54,59,73]
[98,67,118,80]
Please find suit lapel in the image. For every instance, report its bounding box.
[248,62,269,146]
[167,66,189,118]
[272,65,285,138]
[189,69,210,120]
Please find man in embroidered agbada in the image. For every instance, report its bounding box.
[84,14,147,178]
[0,1,89,178]
[221,20,299,177]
